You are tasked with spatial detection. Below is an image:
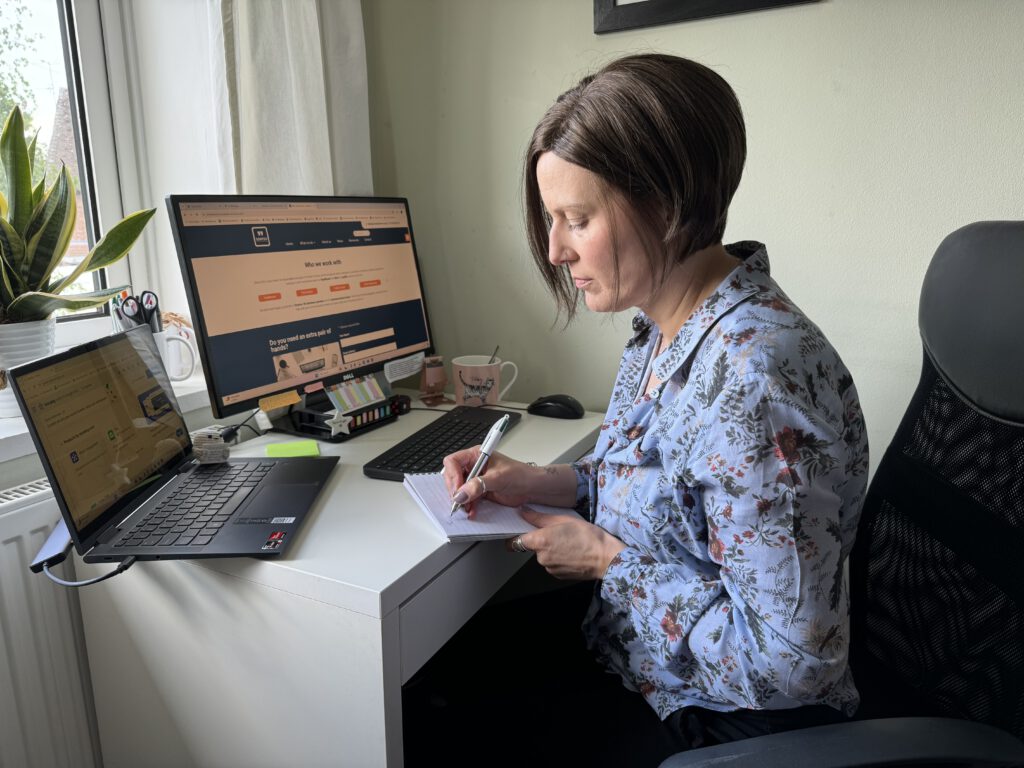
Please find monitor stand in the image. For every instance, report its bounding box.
[270,388,398,443]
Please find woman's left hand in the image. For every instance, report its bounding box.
[514,509,627,580]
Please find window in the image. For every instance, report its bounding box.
[0,0,130,347]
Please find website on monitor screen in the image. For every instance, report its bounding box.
[175,200,431,408]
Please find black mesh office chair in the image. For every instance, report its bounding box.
[661,221,1024,768]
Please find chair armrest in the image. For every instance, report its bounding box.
[658,717,1024,768]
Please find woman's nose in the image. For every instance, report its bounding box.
[548,226,572,266]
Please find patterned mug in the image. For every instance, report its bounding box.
[451,355,518,406]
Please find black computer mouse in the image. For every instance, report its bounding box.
[527,393,585,419]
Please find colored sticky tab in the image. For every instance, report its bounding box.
[265,440,320,457]
[325,374,387,414]
[259,389,302,412]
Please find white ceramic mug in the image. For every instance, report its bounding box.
[451,355,518,406]
[154,330,197,382]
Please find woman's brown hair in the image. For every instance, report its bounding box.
[523,53,746,320]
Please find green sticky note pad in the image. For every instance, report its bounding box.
[265,440,320,457]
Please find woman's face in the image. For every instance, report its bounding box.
[536,152,655,314]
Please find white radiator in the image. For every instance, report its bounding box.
[0,480,100,768]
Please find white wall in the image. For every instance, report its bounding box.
[363,0,1024,468]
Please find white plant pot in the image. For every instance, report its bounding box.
[0,317,57,418]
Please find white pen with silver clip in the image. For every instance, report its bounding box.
[450,414,510,517]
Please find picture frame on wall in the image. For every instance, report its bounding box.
[593,0,820,34]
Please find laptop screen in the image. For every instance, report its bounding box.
[11,327,191,551]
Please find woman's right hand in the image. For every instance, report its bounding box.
[441,449,535,517]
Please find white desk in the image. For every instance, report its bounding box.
[77,405,601,767]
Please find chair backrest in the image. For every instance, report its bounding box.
[850,221,1024,739]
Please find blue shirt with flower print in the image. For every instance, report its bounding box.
[575,242,869,720]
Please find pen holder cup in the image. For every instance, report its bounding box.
[452,355,517,406]
[155,331,197,382]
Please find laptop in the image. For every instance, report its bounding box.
[9,326,338,564]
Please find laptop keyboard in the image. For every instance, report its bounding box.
[115,462,272,548]
[363,406,520,481]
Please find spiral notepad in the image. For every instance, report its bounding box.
[402,472,579,542]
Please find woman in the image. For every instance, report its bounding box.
[438,53,868,761]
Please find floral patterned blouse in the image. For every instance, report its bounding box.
[575,242,869,720]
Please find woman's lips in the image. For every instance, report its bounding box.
[574,277,591,289]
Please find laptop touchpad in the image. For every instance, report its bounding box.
[236,484,321,519]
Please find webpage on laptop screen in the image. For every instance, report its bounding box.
[16,334,189,531]
[177,200,431,409]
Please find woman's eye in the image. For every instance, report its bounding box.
[567,219,587,232]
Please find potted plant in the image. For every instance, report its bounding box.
[0,105,155,416]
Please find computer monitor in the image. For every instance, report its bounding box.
[166,195,434,419]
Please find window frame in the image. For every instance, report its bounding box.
[53,0,134,348]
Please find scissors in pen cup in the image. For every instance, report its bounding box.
[121,291,162,332]
[140,290,161,332]
[120,295,144,325]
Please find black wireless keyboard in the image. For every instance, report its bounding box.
[362,406,521,481]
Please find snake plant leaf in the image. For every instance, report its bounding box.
[6,284,131,323]
[2,107,156,322]
[25,166,74,290]
[27,130,38,176]
[27,131,44,208]
[0,217,27,294]
[0,250,15,308]
[0,107,33,235]
[31,175,45,209]
[51,207,155,295]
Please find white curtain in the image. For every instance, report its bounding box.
[217,0,372,195]
[100,0,373,314]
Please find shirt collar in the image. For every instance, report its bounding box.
[636,241,771,382]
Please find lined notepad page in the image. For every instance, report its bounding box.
[403,473,578,541]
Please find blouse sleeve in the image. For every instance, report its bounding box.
[571,456,595,517]
[599,372,856,710]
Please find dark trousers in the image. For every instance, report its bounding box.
[402,561,846,767]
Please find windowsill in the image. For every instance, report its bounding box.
[0,372,212,465]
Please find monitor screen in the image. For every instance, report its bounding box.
[166,195,434,417]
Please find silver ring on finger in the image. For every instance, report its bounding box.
[512,535,527,553]
[478,475,488,494]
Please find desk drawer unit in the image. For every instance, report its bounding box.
[398,540,529,684]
